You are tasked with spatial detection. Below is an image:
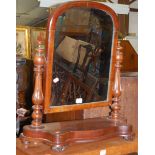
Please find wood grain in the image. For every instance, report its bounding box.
[121,40,138,72]
[120,74,138,131]
[44,110,83,123]
[17,133,137,155]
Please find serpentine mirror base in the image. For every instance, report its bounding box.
[22,117,134,152]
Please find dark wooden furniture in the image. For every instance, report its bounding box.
[20,1,134,152]
[16,58,28,109]
[16,58,33,136]
[16,58,34,109]
[121,40,138,72]
[120,72,138,131]
[73,44,102,80]
[51,59,101,106]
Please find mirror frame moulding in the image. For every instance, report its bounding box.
[43,1,119,114]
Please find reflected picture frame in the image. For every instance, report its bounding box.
[16,26,31,59]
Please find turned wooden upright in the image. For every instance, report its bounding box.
[31,39,45,129]
[110,41,126,123]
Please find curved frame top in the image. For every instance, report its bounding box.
[43,1,119,114]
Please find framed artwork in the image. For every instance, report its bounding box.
[16,26,31,59]
[30,27,46,58]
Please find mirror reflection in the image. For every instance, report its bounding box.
[50,7,113,106]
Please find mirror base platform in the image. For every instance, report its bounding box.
[21,117,134,152]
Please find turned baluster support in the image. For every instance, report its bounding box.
[110,40,126,123]
[31,40,45,128]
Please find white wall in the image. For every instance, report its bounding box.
[112,0,118,3]
[129,0,138,36]
[126,0,138,53]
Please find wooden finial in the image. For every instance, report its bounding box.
[110,40,125,122]
[31,39,45,128]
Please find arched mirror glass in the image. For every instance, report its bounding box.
[50,7,113,107]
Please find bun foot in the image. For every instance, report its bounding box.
[122,133,135,141]
[52,145,66,152]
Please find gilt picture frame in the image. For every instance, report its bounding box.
[16,26,31,59]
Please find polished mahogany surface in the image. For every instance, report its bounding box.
[121,40,138,72]
[23,117,134,152]
[17,133,138,155]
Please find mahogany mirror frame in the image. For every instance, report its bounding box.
[43,1,119,114]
